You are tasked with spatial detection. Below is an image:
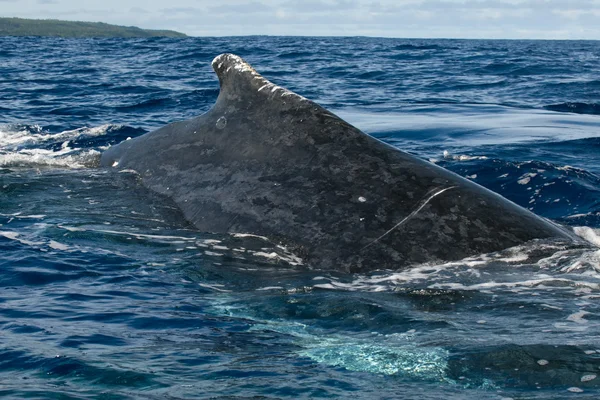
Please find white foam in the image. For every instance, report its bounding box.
[566,310,590,324]
[431,277,576,291]
[250,249,303,266]
[0,124,115,148]
[0,124,117,169]
[73,228,198,242]
[308,240,600,295]
[0,230,47,247]
[232,232,270,241]
[0,231,20,241]
[0,148,101,169]
[57,226,303,266]
[256,286,284,291]
[57,225,85,232]
[518,172,537,185]
[442,150,488,161]
[198,283,231,292]
[0,213,45,219]
[573,227,600,247]
[557,165,579,172]
[252,251,280,259]
[48,240,70,251]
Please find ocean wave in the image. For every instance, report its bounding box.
[114,97,173,111]
[0,124,140,168]
[309,238,599,295]
[392,43,448,51]
[544,102,600,115]
[0,148,101,169]
[438,157,600,222]
[0,124,126,149]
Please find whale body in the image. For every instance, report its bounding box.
[100,53,578,272]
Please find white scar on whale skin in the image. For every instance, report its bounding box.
[362,186,458,251]
[212,54,310,102]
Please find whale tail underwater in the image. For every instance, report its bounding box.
[100,53,580,272]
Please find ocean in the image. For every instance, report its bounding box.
[0,36,599,399]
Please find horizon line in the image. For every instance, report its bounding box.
[2,16,599,42]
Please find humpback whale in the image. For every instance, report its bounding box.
[101,53,578,272]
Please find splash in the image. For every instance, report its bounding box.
[0,124,120,168]
[313,239,600,294]
[573,226,600,248]
[442,150,488,161]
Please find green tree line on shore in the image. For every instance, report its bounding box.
[0,17,187,38]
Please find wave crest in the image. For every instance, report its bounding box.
[0,124,143,169]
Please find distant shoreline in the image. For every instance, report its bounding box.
[0,17,186,38]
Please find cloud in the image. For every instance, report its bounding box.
[161,7,202,14]
[552,8,600,19]
[2,0,600,39]
[209,1,271,14]
[129,7,148,14]
[281,0,358,12]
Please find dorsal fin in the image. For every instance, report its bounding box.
[212,53,263,87]
[211,53,309,104]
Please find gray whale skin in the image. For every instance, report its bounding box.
[101,53,577,272]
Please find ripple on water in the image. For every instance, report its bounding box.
[0,36,599,399]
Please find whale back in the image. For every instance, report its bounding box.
[100,53,575,272]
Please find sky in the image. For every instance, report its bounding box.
[2,0,600,39]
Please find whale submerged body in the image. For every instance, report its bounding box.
[101,53,578,272]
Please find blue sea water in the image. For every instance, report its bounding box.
[1,36,600,399]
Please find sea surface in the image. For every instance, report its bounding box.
[1,36,600,399]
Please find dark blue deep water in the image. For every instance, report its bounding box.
[1,36,600,399]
